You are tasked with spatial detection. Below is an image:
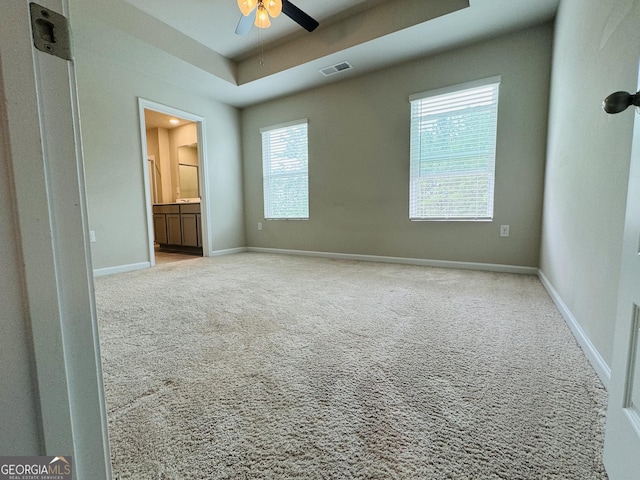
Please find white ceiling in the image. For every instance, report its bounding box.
[144,109,194,130]
[74,0,560,108]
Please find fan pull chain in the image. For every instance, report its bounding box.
[259,27,265,66]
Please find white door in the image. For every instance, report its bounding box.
[603,86,640,477]
[0,1,111,478]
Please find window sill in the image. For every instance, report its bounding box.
[410,218,493,222]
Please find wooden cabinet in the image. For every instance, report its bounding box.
[167,213,182,245]
[153,203,202,253]
[179,204,201,247]
[181,214,199,247]
[153,214,168,244]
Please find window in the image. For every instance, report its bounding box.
[409,76,501,220]
[261,119,309,219]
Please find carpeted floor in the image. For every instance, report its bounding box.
[95,253,608,479]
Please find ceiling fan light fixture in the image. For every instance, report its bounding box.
[255,4,271,28]
[265,0,282,18]
[235,0,319,35]
[237,0,257,16]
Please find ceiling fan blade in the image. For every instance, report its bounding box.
[282,0,319,32]
[235,9,256,35]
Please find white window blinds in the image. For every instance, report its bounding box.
[261,119,309,219]
[409,76,500,220]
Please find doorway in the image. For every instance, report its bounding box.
[138,99,210,266]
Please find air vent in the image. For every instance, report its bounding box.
[319,61,353,77]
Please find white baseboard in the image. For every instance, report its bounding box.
[246,247,538,275]
[208,247,248,257]
[538,270,611,388]
[93,261,150,277]
[93,248,247,277]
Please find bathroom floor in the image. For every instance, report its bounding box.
[154,247,201,265]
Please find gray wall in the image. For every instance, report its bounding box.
[242,24,553,267]
[71,5,246,270]
[540,0,640,370]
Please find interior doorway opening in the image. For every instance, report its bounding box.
[138,99,210,266]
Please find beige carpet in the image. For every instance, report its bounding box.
[95,252,608,479]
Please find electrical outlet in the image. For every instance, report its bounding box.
[500,225,510,237]
[258,222,262,231]
[89,230,96,243]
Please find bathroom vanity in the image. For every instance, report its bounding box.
[153,201,202,253]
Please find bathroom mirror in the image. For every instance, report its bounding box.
[179,164,199,198]
[177,145,199,198]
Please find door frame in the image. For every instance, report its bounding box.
[0,0,111,477]
[137,98,211,265]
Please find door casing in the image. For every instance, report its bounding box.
[138,98,211,266]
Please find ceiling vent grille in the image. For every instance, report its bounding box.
[319,61,353,77]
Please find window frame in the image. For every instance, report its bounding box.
[408,76,501,222]
[260,118,310,220]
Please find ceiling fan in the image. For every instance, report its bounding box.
[235,0,319,35]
